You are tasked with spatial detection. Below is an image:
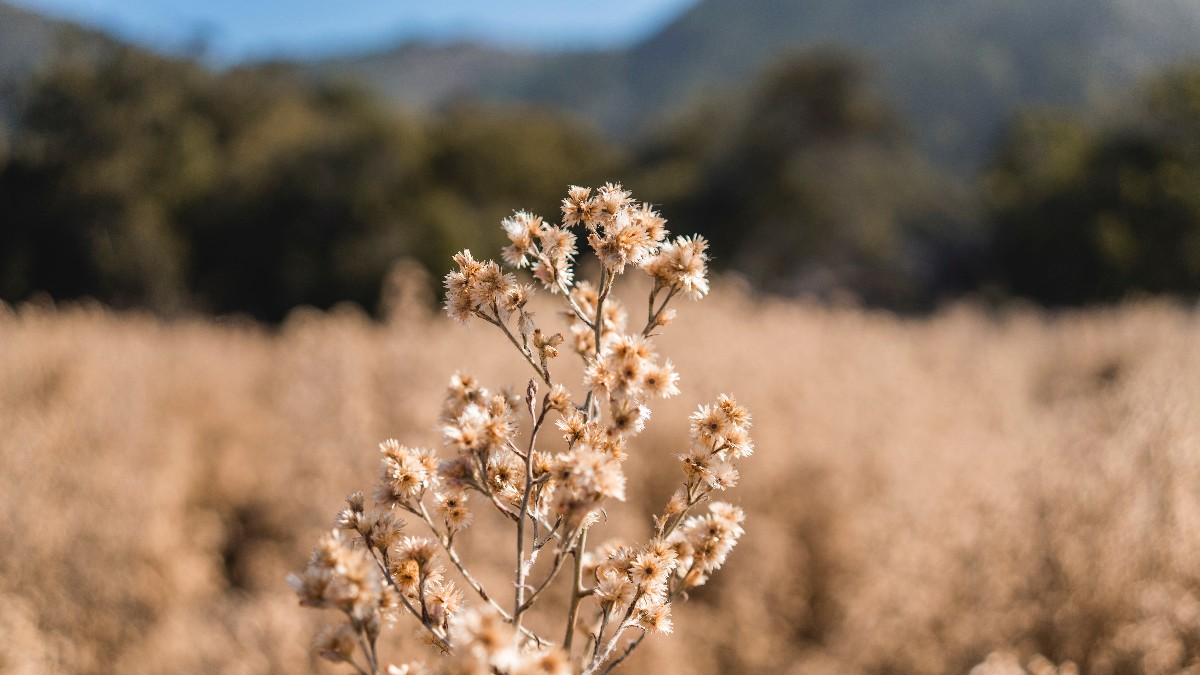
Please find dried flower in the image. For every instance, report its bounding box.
[314,624,358,663]
[643,235,710,300]
[292,184,752,675]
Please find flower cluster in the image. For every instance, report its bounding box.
[675,394,753,496]
[292,184,750,675]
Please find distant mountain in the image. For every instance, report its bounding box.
[0,2,58,126]
[0,2,114,126]
[0,3,65,80]
[313,0,1200,168]
[313,43,548,111]
[6,0,1200,168]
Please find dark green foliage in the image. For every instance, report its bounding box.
[633,53,969,310]
[4,29,1200,318]
[0,45,616,320]
[984,67,1200,304]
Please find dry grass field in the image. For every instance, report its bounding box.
[4,276,1200,674]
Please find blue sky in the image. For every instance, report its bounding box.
[8,0,700,62]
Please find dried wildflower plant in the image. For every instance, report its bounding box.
[290,183,752,675]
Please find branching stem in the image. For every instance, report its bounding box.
[563,527,588,653]
[475,306,551,386]
[598,632,646,675]
[585,595,640,674]
[642,284,679,338]
[518,546,570,613]
[514,395,550,628]
[366,546,451,652]
[354,626,379,675]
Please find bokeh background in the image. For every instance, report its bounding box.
[3,1,1200,673]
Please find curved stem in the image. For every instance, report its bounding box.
[642,285,678,338]
[347,659,371,675]
[593,269,615,352]
[413,502,550,645]
[549,261,593,327]
[591,606,613,662]
[599,632,646,675]
[518,546,570,613]
[354,626,379,675]
[366,546,451,651]
[563,527,588,653]
[583,268,617,422]
[474,308,551,386]
[514,398,549,628]
[585,596,640,674]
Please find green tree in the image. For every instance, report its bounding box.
[0,47,210,311]
[0,43,623,320]
[985,65,1200,303]
[635,52,965,309]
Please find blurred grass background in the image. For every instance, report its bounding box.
[4,286,1200,673]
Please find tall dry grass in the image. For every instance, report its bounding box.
[3,279,1200,674]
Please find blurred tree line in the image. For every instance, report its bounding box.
[2,42,1200,319]
[984,66,1200,304]
[630,52,975,309]
[0,46,620,319]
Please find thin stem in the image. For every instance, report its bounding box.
[492,448,564,542]
[474,307,551,386]
[658,482,709,541]
[514,397,548,629]
[524,241,591,327]
[369,547,450,651]
[670,561,698,602]
[583,268,617,422]
[354,626,379,675]
[414,502,550,645]
[461,461,521,524]
[582,389,597,424]
[518,546,570,613]
[534,517,563,550]
[418,569,430,622]
[532,496,542,542]
[599,632,646,675]
[586,597,640,674]
[593,269,615,355]
[642,285,678,338]
[644,284,661,334]
[367,629,382,675]
[583,633,598,667]
[345,656,371,675]
[547,259,593,327]
[507,440,529,462]
[362,541,454,655]
[486,490,522,522]
[417,503,501,610]
[563,527,588,653]
[591,606,613,662]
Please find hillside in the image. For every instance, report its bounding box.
[0,3,72,80]
[314,0,1200,168]
[7,0,1200,168]
[312,42,550,112]
[0,2,114,126]
[0,2,60,125]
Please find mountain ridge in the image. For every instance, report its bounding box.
[313,0,1200,168]
[4,0,1200,169]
